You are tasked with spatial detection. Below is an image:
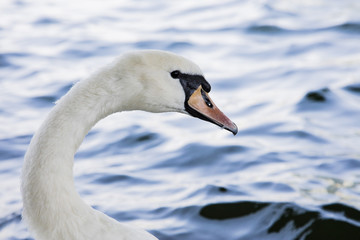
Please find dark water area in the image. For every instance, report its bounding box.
[199,201,360,240]
[1,0,360,239]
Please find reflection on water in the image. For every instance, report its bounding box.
[1,0,360,239]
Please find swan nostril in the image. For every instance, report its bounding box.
[201,89,213,108]
[205,101,213,108]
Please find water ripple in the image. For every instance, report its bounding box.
[2,0,360,239]
[200,201,360,239]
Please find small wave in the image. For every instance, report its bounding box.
[90,173,157,186]
[200,201,269,220]
[166,41,193,50]
[185,184,249,201]
[322,203,360,222]
[152,143,248,172]
[247,22,360,36]
[30,95,57,108]
[305,90,328,102]
[246,25,290,34]
[0,135,31,161]
[0,211,22,231]
[0,53,30,69]
[239,122,284,136]
[0,54,11,68]
[200,201,360,239]
[251,181,295,193]
[76,127,165,158]
[328,22,360,34]
[274,130,328,143]
[61,49,95,59]
[33,17,59,25]
[316,158,360,174]
[296,87,334,112]
[28,84,72,108]
[240,122,327,143]
[134,40,193,51]
[344,83,360,95]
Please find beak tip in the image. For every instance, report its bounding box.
[225,122,238,136]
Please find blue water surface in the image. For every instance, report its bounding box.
[1,0,360,239]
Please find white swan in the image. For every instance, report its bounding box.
[21,50,237,240]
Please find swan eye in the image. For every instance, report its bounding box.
[170,70,181,79]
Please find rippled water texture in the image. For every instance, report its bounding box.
[1,0,360,239]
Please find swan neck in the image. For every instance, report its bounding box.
[21,78,123,239]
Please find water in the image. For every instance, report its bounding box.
[1,0,360,239]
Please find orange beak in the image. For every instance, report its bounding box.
[187,86,238,135]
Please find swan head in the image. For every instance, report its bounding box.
[104,50,238,135]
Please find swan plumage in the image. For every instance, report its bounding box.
[21,50,237,240]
